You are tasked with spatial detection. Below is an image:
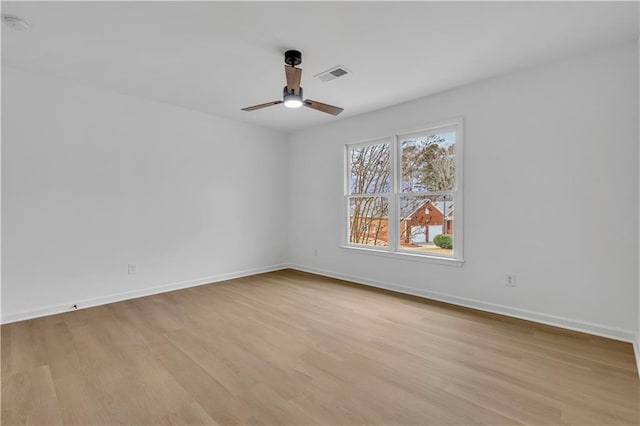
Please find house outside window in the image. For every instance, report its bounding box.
[344,118,463,264]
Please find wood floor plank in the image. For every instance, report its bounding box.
[2,269,639,425]
[158,401,219,425]
[2,320,48,376]
[148,338,255,425]
[38,318,83,381]
[1,365,63,425]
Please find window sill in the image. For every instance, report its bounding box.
[339,245,464,267]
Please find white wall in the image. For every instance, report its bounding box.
[637,31,640,369]
[1,67,288,322]
[288,43,639,339]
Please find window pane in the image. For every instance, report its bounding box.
[399,194,454,255]
[401,131,455,192]
[349,143,391,194]
[349,197,389,247]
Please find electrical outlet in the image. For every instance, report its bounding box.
[506,274,516,287]
[128,263,136,275]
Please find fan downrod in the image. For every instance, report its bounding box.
[284,50,302,67]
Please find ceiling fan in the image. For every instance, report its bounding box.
[241,50,344,116]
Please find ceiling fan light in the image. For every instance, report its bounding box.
[284,97,303,108]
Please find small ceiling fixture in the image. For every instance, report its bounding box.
[1,14,30,32]
[242,49,344,116]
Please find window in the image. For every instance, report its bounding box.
[344,119,463,263]
[347,140,391,248]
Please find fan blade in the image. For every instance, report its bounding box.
[241,101,283,112]
[285,65,302,95]
[303,99,344,116]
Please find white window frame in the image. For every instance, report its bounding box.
[342,117,464,266]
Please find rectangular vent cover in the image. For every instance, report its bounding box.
[314,66,351,83]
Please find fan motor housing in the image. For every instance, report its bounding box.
[283,86,303,98]
[284,50,302,67]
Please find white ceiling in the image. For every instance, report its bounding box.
[2,1,638,133]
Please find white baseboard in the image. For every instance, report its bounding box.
[287,263,637,344]
[1,264,288,324]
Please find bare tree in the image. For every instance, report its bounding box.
[349,144,390,245]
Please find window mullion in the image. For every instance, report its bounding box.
[388,135,399,252]
[348,193,392,198]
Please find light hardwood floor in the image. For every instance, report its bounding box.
[2,269,639,425]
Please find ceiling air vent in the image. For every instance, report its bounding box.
[314,66,351,83]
